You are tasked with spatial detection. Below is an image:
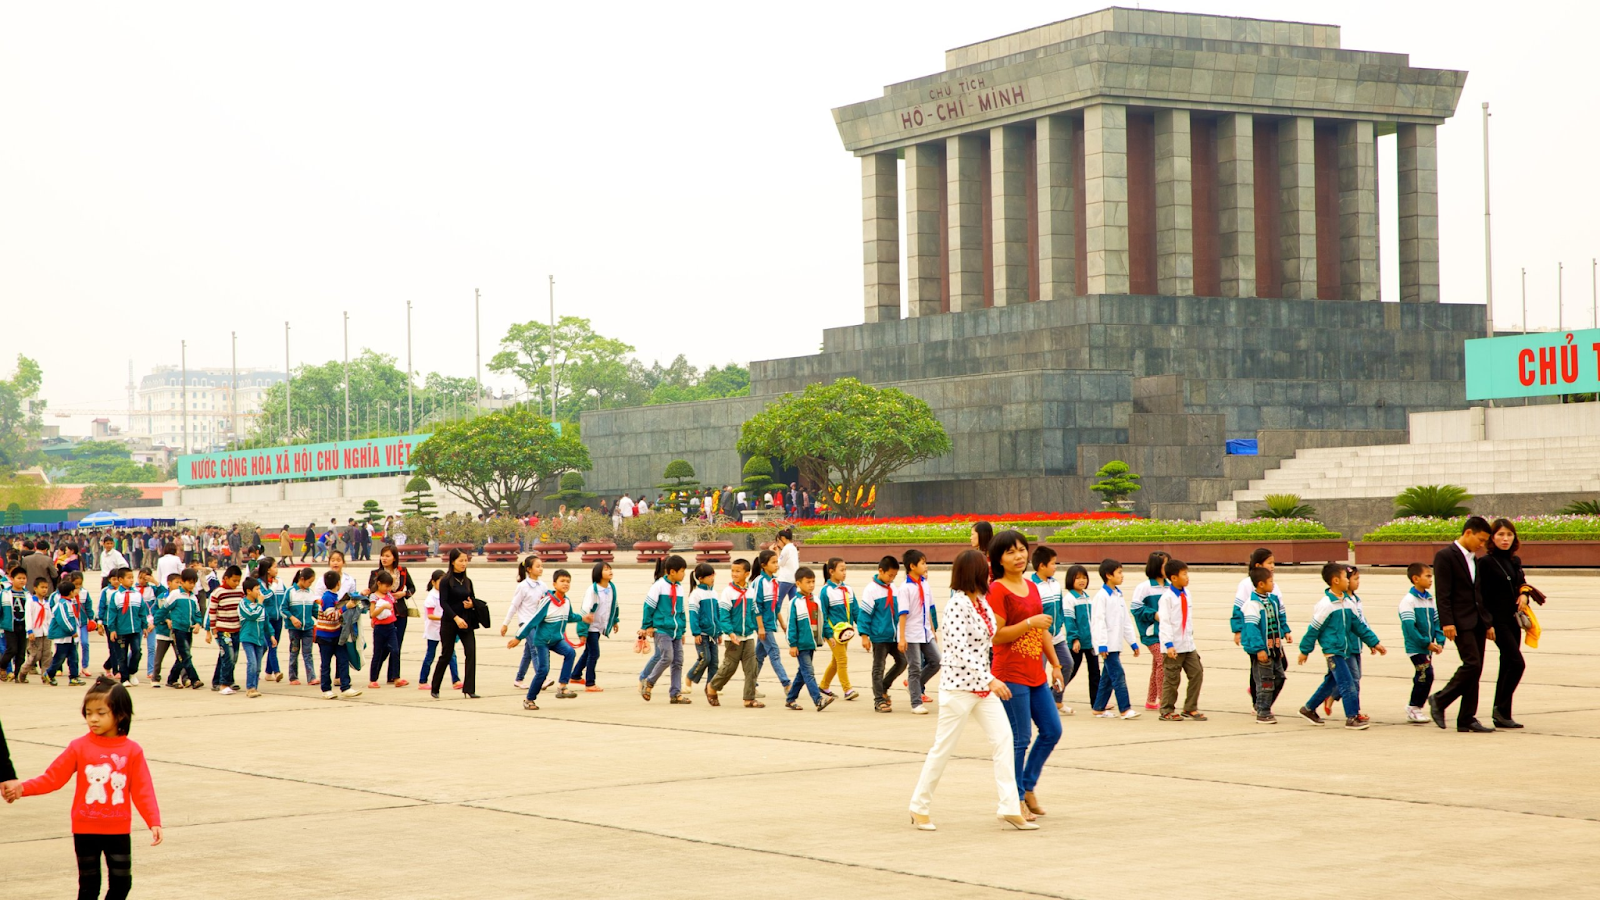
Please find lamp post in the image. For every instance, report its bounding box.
[181,340,188,455]
[474,288,482,410]
[406,299,414,432]
[230,331,237,449]
[1482,102,1493,339]
[549,275,556,423]
[1520,268,1527,334]
[343,311,350,441]
[284,321,291,443]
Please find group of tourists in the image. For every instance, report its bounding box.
[601,483,819,525]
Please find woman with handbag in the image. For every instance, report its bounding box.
[431,549,481,699]
[908,549,1033,831]
[1481,518,1532,729]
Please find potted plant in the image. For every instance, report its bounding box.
[1089,461,1141,511]
[431,512,485,560]
[549,509,617,562]
[483,515,523,562]
[396,514,433,561]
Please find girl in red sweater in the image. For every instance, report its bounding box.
[3,676,162,900]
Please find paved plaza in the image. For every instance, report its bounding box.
[3,564,1596,899]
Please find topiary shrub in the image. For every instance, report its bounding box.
[741,457,783,495]
[658,459,702,491]
[1090,461,1142,505]
[1393,484,1472,519]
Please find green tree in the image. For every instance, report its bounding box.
[489,316,635,419]
[80,483,144,509]
[736,378,950,518]
[57,442,163,484]
[251,350,411,445]
[422,372,480,408]
[545,471,598,506]
[1089,461,1142,504]
[639,358,750,405]
[658,459,701,491]
[410,406,591,515]
[740,457,783,495]
[0,355,45,473]
[402,474,438,517]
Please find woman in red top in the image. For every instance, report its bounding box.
[986,530,1064,821]
[5,677,162,900]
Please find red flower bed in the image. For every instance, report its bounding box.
[718,512,1135,529]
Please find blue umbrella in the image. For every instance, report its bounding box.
[78,511,129,528]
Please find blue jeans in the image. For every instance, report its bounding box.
[117,634,142,682]
[166,632,199,686]
[369,622,399,683]
[575,631,602,686]
[644,634,684,697]
[46,641,80,679]
[687,635,720,683]
[753,629,790,686]
[317,637,351,691]
[420,637,459,684]
[286,627,315,681]
[526,640,576,702]
[78,622,91,668]
[786,648,822,706]
[517,634,537,682]
[1306,655,1360,718]
[1094,651,1131,712]
[212,633,239,687]
[1001,681,1063,798]
[265,617,283,675]
[242,641,264,690]
[144,628,157,675]
[906,641,941,708]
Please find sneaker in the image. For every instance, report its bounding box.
[921,693,930,704]
[150,682,162,689]
[1094,709,1117,719]
[323,690,337,699]
[1345,717,1369,730]
[1060,705,1074,716]
[754,691,766,699]
[246,689,261,698]
[342,688,363,698]
[1354,713,1370,725]
[220,686,237,695]
[128,676,140,686]
[843,688,859,701]
[1255,714,1278,725]
[1121,709,1140,720]
[820,688,836,698]
[910,705,929,715]
[1297,706,1325,726]
[1405,706,1426,723]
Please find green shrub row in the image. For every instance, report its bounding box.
[1362,515,1600,542]
[1045,518,1340,543]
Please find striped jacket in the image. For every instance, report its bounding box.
[1397,588,1445,655]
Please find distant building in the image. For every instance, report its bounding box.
[134,366,284,452]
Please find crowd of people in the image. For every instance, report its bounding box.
[597,482,823,525]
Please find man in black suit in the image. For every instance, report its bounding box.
[1429,516,1496,732]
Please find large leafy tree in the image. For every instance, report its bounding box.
[80,483,144,509]
[57,442,163,484]
[489,316,635,417]
[0,355,45,473]
[737,378,950,517]
[410,406,590,515]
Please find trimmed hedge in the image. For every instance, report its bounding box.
[1045,518,1340,543]
[1362,515,1600,542]
[805,523,1040,545]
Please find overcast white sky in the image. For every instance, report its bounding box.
[2,1,1596,435]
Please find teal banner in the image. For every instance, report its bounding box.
[178,433,431,487]
[1464,329,1600,401]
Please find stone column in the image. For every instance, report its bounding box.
[904,142,944,316]
[861,152,900,323]
[1398,123,1440,304]
[990,125,1029,306]
[1036,115,1077,301]
[1277,117,1318,300]
[1154,109,1194,296]
[1337,121,1379,301]
[1215,113,1256,298]
[1083,103,1129,295]
[946,133,985,312]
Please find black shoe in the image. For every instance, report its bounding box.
[1426,693,1446,729]
[1492,709,1524,729]
[1457,719,1495,733]
[430,690,440,700]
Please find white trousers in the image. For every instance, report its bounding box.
[908,688,1021,817]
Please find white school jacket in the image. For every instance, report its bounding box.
[502,578,546,628]
[1157,586,1197,653]
[1090,585,1140,654]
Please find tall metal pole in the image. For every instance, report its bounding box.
[1482,102,1493,339]
[284,322,292,443]
[181,340,188,456]
[230,331,238,449]
[1558,262,1564,331]
[548,274,556,422]
[1521,268,1527,334]
[343,311,350,441]
[1592,258,1597,329]
[474,288,482,410]
[406,299,414,432]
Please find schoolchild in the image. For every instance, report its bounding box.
[858,555,906,713]
[1238,567,1292,724]
[1090,559,1142,719]
[685,564,721,690]
[1398,563,1445,724]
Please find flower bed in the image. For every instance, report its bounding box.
[717,511,1134,531]
[1361,515,1600,542]
[804,523,1043,545]
[1044,518,1339,543]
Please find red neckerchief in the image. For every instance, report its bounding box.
[667,581,678,616]
[1174,587,1188,632]
[551,591,567,607]
[802,592,818,622]
[119,588,133,614]
[731,582,748,609]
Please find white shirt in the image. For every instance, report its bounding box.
[1091,585,1140,653]
[1454,540,1476,583]
[776,543,799,583]
[618,497,635,518]
[582,583,615,634]
[1157,586,1197,653]
[637,499,649,513]
[503,578,545,627]
[100,549,128,576]
[423,588,444,641]
[156,553,184,587]
[897,578,935,643]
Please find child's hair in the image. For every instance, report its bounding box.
[730,558,750,573]
[590,561,612,584]
[551,568,571,584]
[661,555,688,577]
[754,549,776,573]
[179,567,198,584]
[950,548,989,596]
[329,549,346,563]
[1248,547,1274,569]
[825,557,845,579]
[109,566,128,581]
[776,528,794,542]
[517,555,540,582]
[794,565,815,583]
[1144,552,1169,580]
[876,555,900,574]
[1065,564,1090,590]
[902,548,926,571]
[1031,545,1057,570]
[323,570,341,589]
[242,576,261,593]
[295,567,316,585]
[971,521,994,553]
[60,580,78,596]
[84,676,134,736]
[1249,566,1274,589]
[137,567,152,577]
[692,562,714,582]
[373,570,394,588]
[1163,558,1187,579]
[1406,562,1431,581]
[223,564,242,579]
[1320,562,1346,585]
[1098,558,1122,581]
[428,569,446,590]
[255,559,274,583]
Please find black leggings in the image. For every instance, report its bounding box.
[432,617,476,695]
[1493,618,1525,718]
[75,832,131,900]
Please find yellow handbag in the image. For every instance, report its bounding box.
[1521,604,1541,649]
